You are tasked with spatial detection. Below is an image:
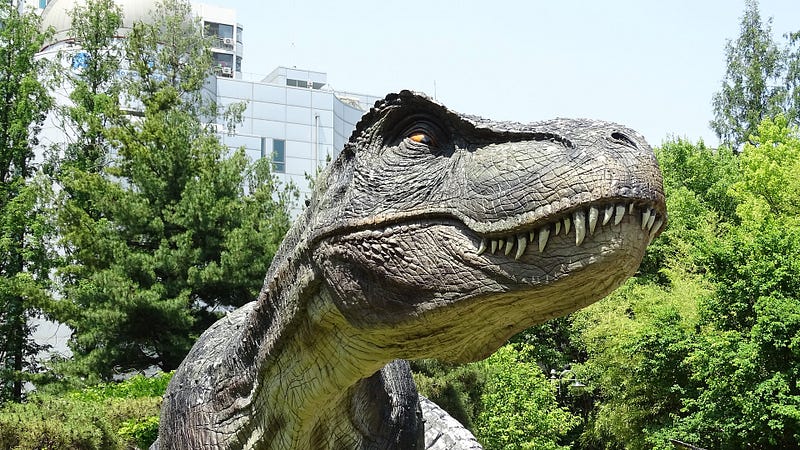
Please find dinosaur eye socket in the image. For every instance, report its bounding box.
[408,132,435,146]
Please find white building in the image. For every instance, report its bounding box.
[32,0,380,213]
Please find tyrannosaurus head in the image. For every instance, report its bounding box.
[302,91,665,362]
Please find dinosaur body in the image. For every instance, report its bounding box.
[155,91,666,449]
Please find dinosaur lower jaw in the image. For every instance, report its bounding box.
[474,200,664,260]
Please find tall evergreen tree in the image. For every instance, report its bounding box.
[56,0,295,381]
[0,3,54,402]
[710,0,785,148]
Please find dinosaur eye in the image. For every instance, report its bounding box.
[408,132,435,146]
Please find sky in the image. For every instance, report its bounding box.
[220,0,800,149]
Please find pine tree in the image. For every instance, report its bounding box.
[56,0,295,381]
[0,3,55,402]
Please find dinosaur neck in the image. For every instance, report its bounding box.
[239,268,397,449]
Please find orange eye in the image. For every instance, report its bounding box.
[408,132,433,145]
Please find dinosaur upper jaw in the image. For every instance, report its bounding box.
[471,198,664,263]
[314,195,662,336]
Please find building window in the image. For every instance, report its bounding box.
[39,0,48,8]
[236,56,242,73]
[212,52,234,77]
[272,139,286,173]
[205,22,234,49]
[286,79,308,88]
[236,26,243,44]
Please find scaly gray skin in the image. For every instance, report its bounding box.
[154,91,666,450]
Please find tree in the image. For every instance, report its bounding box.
[56,0,295,381]
[786,32,800,127]
[0,3,54,402]
[572,273,706,450]
[474,344,578,450]
[52,0,124,175]
[710,0,785,148]
[677,117,800,449]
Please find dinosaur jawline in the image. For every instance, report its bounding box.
[474,200,664,260]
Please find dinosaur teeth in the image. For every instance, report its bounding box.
[614,204,626,225]
[515,234,527,260]
[641,209,651,230]
[603,205,614,226]
[477,238,487,255]
[645,209,656,231]
[538,227,550,252]
[649,217,664,240]
[504,238,514,256]
[574,210,586,246]
[588,206,599,235]
[474,202,663,257]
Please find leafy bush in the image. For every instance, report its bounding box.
[412,359,486,430]
[0,372,171,449]
[474,344,578,450]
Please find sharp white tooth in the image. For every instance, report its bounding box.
[504,238,514,256]
[529,230,535,242]
[641,209,651,230]
[629,203,635,214]
[646,211,656,231]
[554,221,561,236]
[564,217,571,234]
[614,204,625,225]
[574,210,586,246]
[603,205,614,226]
[649,217,664,240]
[589,206,599,235]
[490,239,498,254]
[477,238,487,255]
[515,234,527,259]
[538,227,550,252]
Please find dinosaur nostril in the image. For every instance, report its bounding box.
[611,132,637,149]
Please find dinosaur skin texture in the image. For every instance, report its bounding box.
[153,91,666,450]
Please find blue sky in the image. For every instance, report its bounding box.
[222,1,799,148]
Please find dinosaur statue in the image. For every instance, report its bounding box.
[153,91,666,449]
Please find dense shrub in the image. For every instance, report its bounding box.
[0,372,171,450]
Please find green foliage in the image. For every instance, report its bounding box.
[572,272,707,450]
[412,359,485,430]
[731,115,800,218]
[54,0,296,381]
[567,117,800,449]
[53,0,124,174]
[710,0,786,148]
[474,344,578,450]
[0,373,170,449]
[668,117,800,449]
[639,138,740,280]
[510,317,584,376]
[117,416,159,449]
[0,2,55,403]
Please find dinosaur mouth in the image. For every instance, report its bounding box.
[474,200,664,260]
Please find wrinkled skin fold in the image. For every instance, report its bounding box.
[154,91,666,450]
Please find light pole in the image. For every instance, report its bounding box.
[549,366,586,398]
